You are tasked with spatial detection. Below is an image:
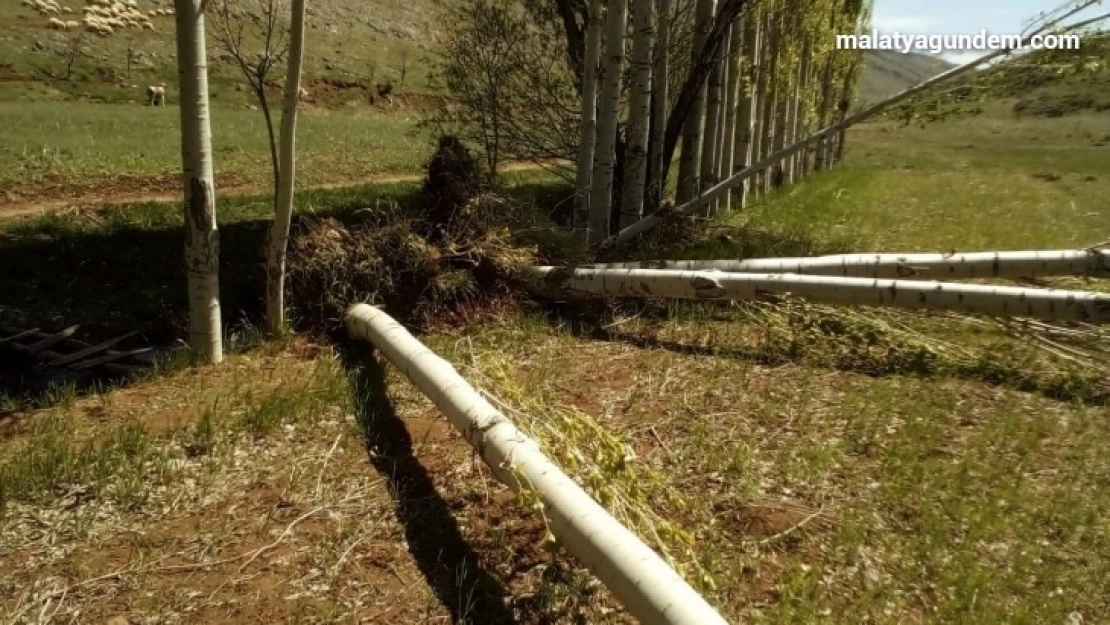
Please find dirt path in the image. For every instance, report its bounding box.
[0,162,548,223]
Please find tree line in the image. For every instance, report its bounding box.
[165,0,1103,365]
[434,0,872,244]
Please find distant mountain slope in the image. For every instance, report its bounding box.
[857,50,955,104]
[883,32,1110,120]
[972,33,1110,117]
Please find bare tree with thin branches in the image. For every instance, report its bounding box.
[210,0,291,197]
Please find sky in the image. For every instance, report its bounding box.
[869,0,1108,64]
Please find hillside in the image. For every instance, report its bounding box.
[884,31,1110,122]
[0,0,948,108]
[856,49,954,104]
[0,0,435,105]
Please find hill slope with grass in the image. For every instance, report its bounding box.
[856,49,954,103]
[0,0,947,108]
[0,0,435,105]
[888,31,1110,122]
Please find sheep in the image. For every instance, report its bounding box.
[146,84,166,106]
[64,19,78,29]
[61,5,73,12]
[48,16,65,29]
[299,87,309,99]
[141,20,153,30]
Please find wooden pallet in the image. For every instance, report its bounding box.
[0,324,156,378]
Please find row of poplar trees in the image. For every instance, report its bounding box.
[575,0,873,245]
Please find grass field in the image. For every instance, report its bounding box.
[682,103,1110,255]
[2,54,1110,625]
[0,102,429,199]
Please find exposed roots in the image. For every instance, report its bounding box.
[287,136,535,334]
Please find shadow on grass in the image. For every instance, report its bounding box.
[541,223,1110,405]
[340,344,516,624]
[543,299,1110,407]
[0,181,422,411]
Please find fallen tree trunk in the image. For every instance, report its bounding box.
[344,304,727,625]
[581,248,1110,279]
[525,267,1110,323]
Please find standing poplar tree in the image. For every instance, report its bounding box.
[699,1,724,216]
[718,21,742,212]
[675,0,716,203]
[733,9,759,207]
[646,0,671,210]
[619,0,656,229]
[174,0,223,364]
[587,0,630,243]
[264,0,306,336]
[758,9,780,193]
[575,0,605,230]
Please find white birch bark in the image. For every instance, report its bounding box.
[264,0,306,336]
[581,248,1110,279]
[344,304,728,625]
[674,0,715,203]
[813,57,834,171]
[647,0,670,208]
[526,267,1110,323]
[733,11,759,207]
[587,0,630,244]
[174,0,223,364]
[575,0,605,229]
[698,0,723,216]
[619,0,655,229]
[718,21,742,213]
[757,10,778,194]
[784,44,809,184]
[796,44,817,176]
[600,0,1107,249]
[770,16,788,187]
[830,60,856,166]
